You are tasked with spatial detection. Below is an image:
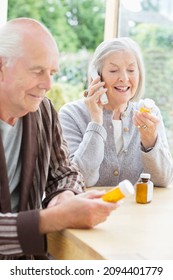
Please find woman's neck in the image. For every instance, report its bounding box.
[105,103,128,120]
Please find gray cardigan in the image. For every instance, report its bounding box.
[59,99,173,187]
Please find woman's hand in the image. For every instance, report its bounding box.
[133,110,160,149]
[84,76,107,125]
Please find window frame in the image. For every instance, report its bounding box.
[0,0,8,26]
[104,0,120,40]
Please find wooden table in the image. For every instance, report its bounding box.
[48,186,173,260]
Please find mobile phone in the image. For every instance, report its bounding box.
[90,67,108,105]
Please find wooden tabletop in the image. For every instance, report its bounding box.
[48,185,173,260]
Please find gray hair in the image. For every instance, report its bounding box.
[89,37,145,101]
[0,18,58,67]
[0,24,24,67]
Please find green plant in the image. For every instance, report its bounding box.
[47,82,84,111]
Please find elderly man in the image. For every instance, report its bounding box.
[0,18,118,259]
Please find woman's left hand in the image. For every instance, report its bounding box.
[133,110,160,149]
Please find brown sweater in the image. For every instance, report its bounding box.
[0,98,84,259]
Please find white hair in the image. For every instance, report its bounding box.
[0,18,58,67]
[89,37,145,101]
[0,24,24,66]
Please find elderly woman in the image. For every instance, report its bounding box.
[59,37,173,187]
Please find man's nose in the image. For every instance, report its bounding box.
[38,74,52,91]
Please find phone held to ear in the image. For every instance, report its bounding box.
[90,67,108,105]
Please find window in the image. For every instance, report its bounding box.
[118,0,173,154]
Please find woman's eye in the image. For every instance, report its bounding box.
[110,70,118,73]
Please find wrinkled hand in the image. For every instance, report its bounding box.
[133,110,160,149]
[64,190,119,229]
[84,76,107,125]
[47,190,75,208]
[57,190,120,229]
[40,190,120,233]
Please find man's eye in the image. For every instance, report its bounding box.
[31,69,44,75]
[34,70,43,74]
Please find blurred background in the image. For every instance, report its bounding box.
[4,0,173,153]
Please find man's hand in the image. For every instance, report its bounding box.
[39,190,120,234]
[47,190,75,208]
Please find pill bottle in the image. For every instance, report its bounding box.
[102,180,134,203]
[139,98,155,114]
[135,173,153,204]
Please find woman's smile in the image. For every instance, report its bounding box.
[114,86,130,93]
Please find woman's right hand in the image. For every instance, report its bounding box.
[84,76,107,125]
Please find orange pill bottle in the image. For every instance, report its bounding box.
[102,180,134,203]
[135,173,153,204]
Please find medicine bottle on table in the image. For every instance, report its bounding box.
[135,173,153,204]
[102,180,134,203]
